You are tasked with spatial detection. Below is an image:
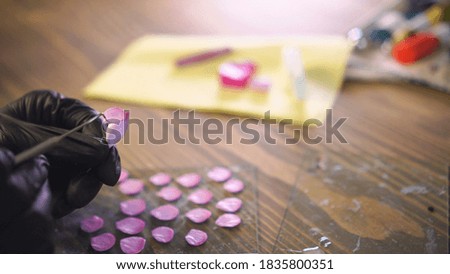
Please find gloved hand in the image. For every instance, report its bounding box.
[0,148,53,253]
[0,90,121,250]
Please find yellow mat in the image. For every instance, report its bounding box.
[84,35,353,124]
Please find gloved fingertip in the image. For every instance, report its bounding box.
[96,147,121,186]
[83,114,106,136]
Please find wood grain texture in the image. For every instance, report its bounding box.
[0,0,449,253]
[274,149,448,253]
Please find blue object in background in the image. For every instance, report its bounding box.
[369,29,392,42]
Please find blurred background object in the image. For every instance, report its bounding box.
[346,0,450,93]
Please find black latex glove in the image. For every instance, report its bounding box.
[0,148,53,253]
[0,90,121,218]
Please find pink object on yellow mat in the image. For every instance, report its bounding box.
[84,35,352,124]
[219,61,256,88]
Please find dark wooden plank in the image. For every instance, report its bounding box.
[274,149,448,253]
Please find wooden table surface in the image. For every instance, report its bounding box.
[0,0,449,253]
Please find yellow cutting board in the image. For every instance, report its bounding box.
[84,35,352,124]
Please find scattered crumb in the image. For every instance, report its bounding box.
[350,199,361,213]
[302,246,324,254]
[319,199,330,206]
[352,236,361,253]
[309,227,322,236]
[285,248,303,253]
[284,246,325,254]
[317,157,327,170]
[319,236,332,248]
[358,164,370,173]
[401,185,428,195]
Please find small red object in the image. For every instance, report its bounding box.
[392,32,440,64]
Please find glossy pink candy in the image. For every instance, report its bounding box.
[157,186,182,202]
[215,213,241,228]
[216,197,242,213]
[223,178,245,193]
[119,178,144,195]
[120,236,146,254]
[150,204,180,221]
[90,233,116,252]
[219,61,257,89]
[104,107,129,147]
[80,215,104,233]
[118,169,129,183]
[115,217,146,235]
[188,189,213,205]
[207,167,232,182]
[185,208,212,223]
[151,226,175,243]
[149,173,171,186]
[185,229,208,246]
[120,198,146,216]
[176,173,201,188]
